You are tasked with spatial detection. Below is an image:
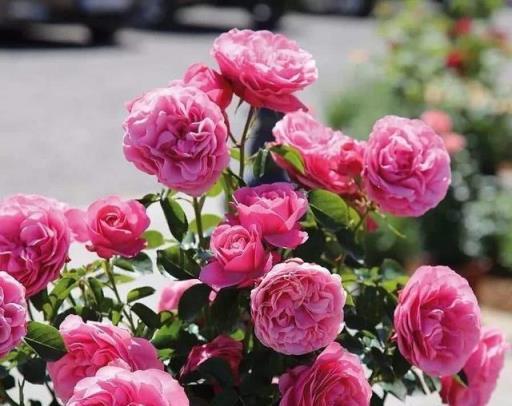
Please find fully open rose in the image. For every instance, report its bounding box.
[394,266,481,376]
[279,342,372,406]
[67,366,189,406]
[0,272,26,358]
[212,29,318,112]
[251,259,346,355]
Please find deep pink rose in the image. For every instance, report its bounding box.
[394,266,481,377]
[272,111,365,196]
[48,315,163,402]
[363,115,451,217]
[158,279,202,312]
[233,183,308,249]
[66,195,150,259]
[0,194,71,296]
[67,366,189,406]
[200,224,273,289]
[279,342,372,406]
[441,328,509,406]
[212,29,318,113]
[182,63,233,110]
[123,84,230,196]
[0,271,27,358]
[181,335,243,382]
[421,110,454,135]
[250,259,345,355]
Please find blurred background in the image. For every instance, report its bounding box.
[1,0,512,404]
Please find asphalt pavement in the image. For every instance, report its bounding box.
[1,7,511,405]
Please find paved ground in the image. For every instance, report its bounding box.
[1,7,512,405]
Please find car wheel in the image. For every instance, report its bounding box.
[89,26,117,45]
[332,0,376,17]
[250,1,285,30]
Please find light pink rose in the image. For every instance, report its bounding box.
[158,279,202,312]
[441,328,509,406]
[363,115,451,217]
[279,342,372,406]
[66,195,150,259]
[212,29,318,113]
[181,335,243,382]
[48,315,163,402]
[250,259,345,355]
[0,194,71,297]
[200,224,273,289]
[442,132,466,155]
[123,84,230,196]
[421,110,454,135]
[394,265,481,377]
[0,271,27,358]
[233,183,308,249]
[182,63,233,110]
[272,111,365,196]
[67,366,189,406]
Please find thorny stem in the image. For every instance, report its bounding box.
[239,106,258,181]
[104,260,137,332]
[193,197,206,249]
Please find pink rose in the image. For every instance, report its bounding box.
[200,224,273,289]
[67,366,189,406]
[233,183,308,249]
[48,315,163,402]
[0,272,27,358]
[441,328,509,406]
[279,342,372,406]
[363,115,451,217]
[250,259,345,355]
[158,279,202,312]
[442,132,466,155]
[66,195,150,259]
[272,111,365,196]
[421,110,454,135]
[394,265,481,377]
[212,29,318,113]
[0,194,71,296]
[123,84,230,196]
[182,63,233,110]
[181,335,243,382]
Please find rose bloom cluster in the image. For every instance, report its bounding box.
[0,28,508,406]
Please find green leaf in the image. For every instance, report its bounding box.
[131,303,160,329]
[127,286,156,303]
[143,230,165,249]
[87,277,104,305]
[178,284,212,323]
[253,148,269,178]
[160,196,188,241]
[210,288,240,333]
[138,193,160,208]
[270,144,305,174]
[190,214,222,234]
[207,180,223,197]
[113,252,153,274]
[24,321,66,362]
[152,319,183,349]
[198,357,234,388]
[309,189,360,231]
[157,247,199,280]
[212,388,239,406]
[230,147,241,161]
[18,358,47,384]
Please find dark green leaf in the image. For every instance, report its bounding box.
[160,196,188,241]
[127,286,156,303]
[270,144,305,174]
[143,230,165,249]
[114,252,153,274]
[18,358,47,384]
[198,357,234,388]
[178,284,212,323]
[138,193,160,208]
[212,388,239,406]
[309,189,360,231]
[131,303,160,329]
[87,277,104,305]
[454,370,469,387]
[210,288,240,334]
[157,247,199,280]
[24,321,66,362]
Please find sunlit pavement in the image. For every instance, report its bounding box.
[1,7,511,404]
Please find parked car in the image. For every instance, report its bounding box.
[300,0,376,17]
[135,0,286,29]
[0,0,134,43]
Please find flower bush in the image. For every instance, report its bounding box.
[0,28,507,406]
